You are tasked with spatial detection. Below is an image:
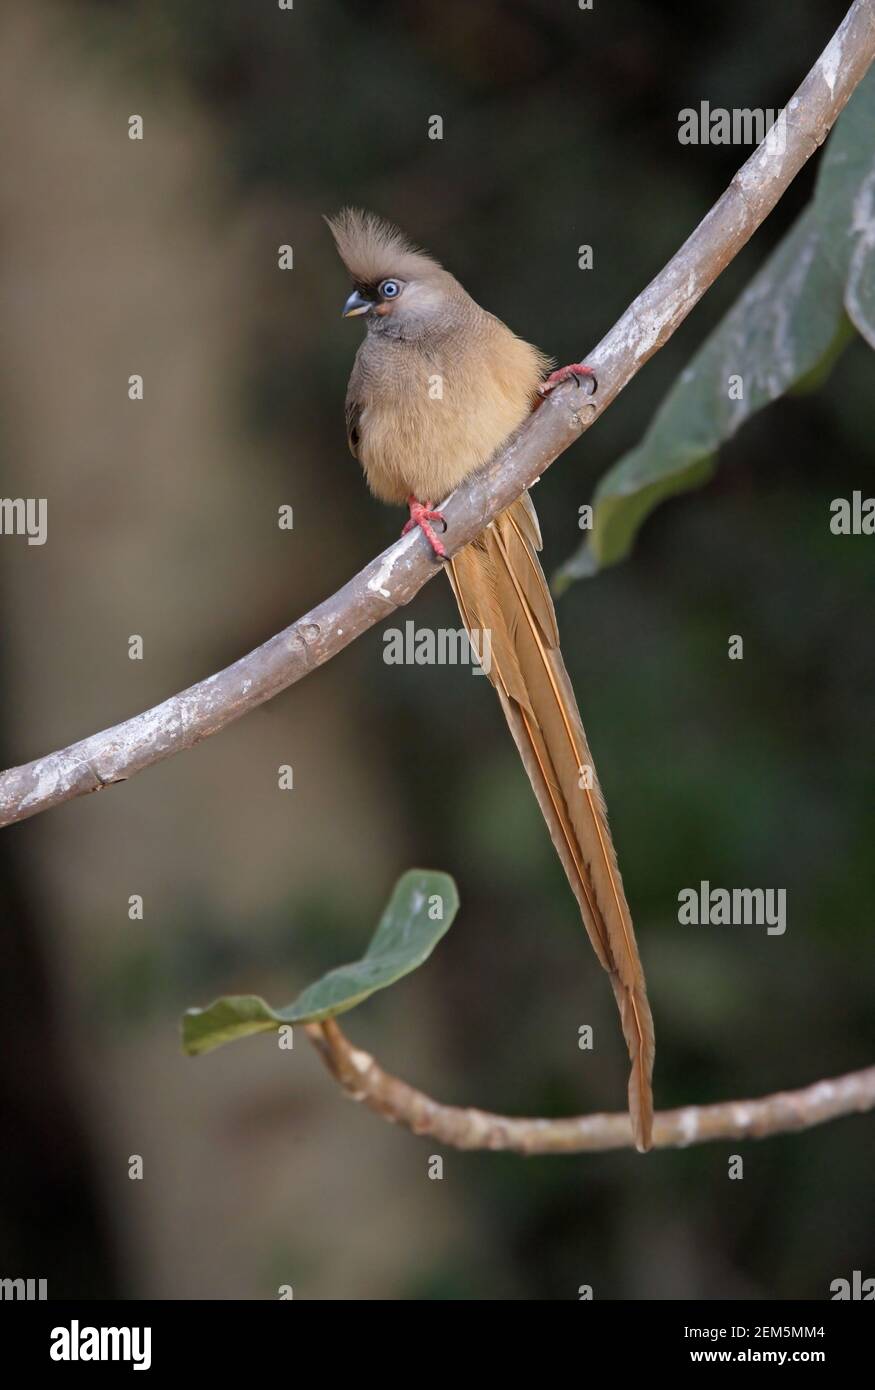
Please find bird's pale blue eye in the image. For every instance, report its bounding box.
[380,279,400,298]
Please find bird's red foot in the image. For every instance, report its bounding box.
[402,496,447,559]
[538,362,598,398]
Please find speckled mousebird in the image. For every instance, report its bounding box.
[327,209,654,1150]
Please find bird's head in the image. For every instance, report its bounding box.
[325,208,461,339]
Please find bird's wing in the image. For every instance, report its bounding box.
[344,352,365,460]
[345,392,363,460]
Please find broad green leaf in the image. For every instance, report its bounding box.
[182,868,459,1056]
[556,69,875,586]
[556,212,845,584]
[814,67,875,347]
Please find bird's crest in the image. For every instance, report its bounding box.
[324,208,443,287]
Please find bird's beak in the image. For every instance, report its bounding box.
[342,289,371,318]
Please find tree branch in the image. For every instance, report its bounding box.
[2,0,873,829]
[305,1019,875,1154]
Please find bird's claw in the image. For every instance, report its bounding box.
[538,362,598,397]
[402,496,448,559]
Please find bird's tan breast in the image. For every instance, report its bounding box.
[353,321,545,506]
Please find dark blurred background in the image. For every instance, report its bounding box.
[0,0,872,1300]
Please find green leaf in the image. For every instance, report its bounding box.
[182,869,459,1056]
[555,453,716,590]
[556,68,875,585]
[814,67,875,348]
[556,212,845,582]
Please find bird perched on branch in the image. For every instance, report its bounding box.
[327,209,654,1151]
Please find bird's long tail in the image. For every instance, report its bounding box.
[446,493,655,1151]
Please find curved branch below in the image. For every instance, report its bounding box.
[305,1019,875,1154]
[1,0,873,828]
